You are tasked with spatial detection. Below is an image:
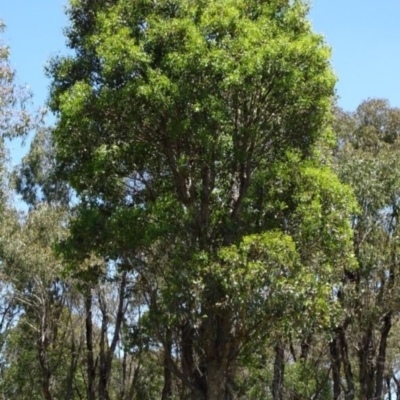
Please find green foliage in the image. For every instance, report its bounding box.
[329,99,400,399]
[285,360,332,399]
[46,0,357,397]
[13,128,71,207]
[0,323,44,400]
[49,0,335,203]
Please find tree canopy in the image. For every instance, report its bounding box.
[46,0,355,398]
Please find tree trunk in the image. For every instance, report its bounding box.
[98,295,109,400]
[206,361,227,400]
[300,334,312,360]
[64,338,80,400]
[330,337,342,400]
[337,327,355,400]
[393,373,400,400]
[37,302,53,400]
[375,312,392,400]
[85,290,96,400]
[205,310,234,400]
[162,328,173,400]
[181,322,206,399]
[272,342,285,400]
[395,374,400,400]
[98,272,127,400]
[358,326,375,400]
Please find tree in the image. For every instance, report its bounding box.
[0,19,163,400]
[0,21,42,390]
[331,98,400,399]
[0,205,86,400]
[13,127,71,208]
[0,21,35,141]
[48,1,355,398]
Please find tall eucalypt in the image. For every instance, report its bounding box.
[49,1,356,398]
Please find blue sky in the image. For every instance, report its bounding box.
[1,0,68,112]
[2,0,400,110]
[310,0,400,110]
[1,0,400,158]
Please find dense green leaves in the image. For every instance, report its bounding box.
[46,1,356,398]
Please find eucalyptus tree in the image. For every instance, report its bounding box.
[48,0,356,398]
[333,99,400,399]
[0,20,42,386]
[0,23,82,397]
[0,21,35,141]
[13,127,71,208]
[0,205,87,400]
[12,124,151,399]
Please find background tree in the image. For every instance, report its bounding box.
[330,98,400,399]
[0,20,35,140]
[0,20,42,392]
